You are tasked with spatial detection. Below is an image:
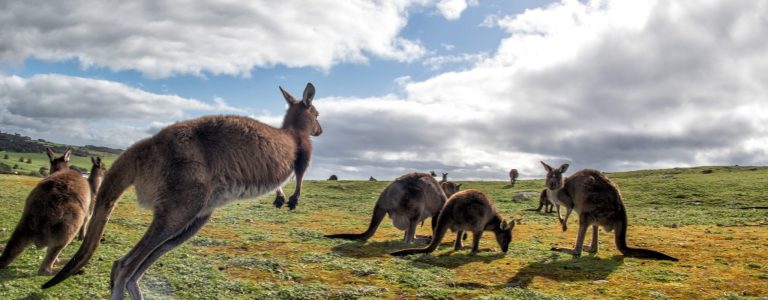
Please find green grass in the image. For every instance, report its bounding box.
[1,166,767,299]
[0,150,118,175]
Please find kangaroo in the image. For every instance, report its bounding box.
[390,189,514,256]
[440,181,462,198]
[0,148,94,275]
[325,173,446,243]
[80,156,107,240]
[43,83,322,299]
[440,172,448,183]
[541,161,678,261]
[369,176,377,182]
[525,189,554,213]
[509,169,519,186]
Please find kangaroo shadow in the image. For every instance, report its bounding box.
[504,254,625,288]
[330,238,435,258]
[404,249,507,269]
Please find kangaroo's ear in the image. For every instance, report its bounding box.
[500,220,509,230]
[91,156,97,164]
[97,156,102,164]
[62,148,72,162]
[559,164,570,173]
[541,161,553,173]
[46,148,56,161]
[510,219,516,228]
[279,86,298,105]
[302,82,315,107]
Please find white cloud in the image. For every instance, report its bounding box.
[306,0,768,180]
[436,0,477,20]
[0,0,431,78]
[0,74,246,147]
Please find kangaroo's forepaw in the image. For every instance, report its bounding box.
[287,195,299,210]
[273,194,286,209]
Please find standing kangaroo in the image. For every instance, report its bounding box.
[525,189,553,213]
[325,173,446,243]
[0,148,101,275]
[509,169,519,186]
[390,189,514,256]
[43,83,322,299]
[541,161,678,261]
[440,172,448,183]
[80,156,107,240]
[440,181,462,198]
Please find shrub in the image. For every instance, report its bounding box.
[26,158,31,164]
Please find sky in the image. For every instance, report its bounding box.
[1,0,767,180]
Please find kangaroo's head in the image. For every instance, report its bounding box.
[280,83,322,137]
[442,173,448,181]
[541,161,569,190]
[440,182,462,198]
[494,219,515,253]
[90,156,106,178]
[47,147,71,174]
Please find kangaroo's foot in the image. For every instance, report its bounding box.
[551,247,582,257]
[287,195,299,210]
[273,194,286,209]
[582,245,598,253]
[38,267,60,276]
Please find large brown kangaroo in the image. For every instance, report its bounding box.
[0,148,99,275]
[541,161,678,261]
[43,83,322,299]
[325,173,447,243]
[390,189,514,256]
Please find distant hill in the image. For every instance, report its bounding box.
[0,131,123,156]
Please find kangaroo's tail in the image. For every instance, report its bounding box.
[615,217,678,261]
[43,150,138,288]
[325,203,386,241]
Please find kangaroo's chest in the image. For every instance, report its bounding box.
[546,189,566,206]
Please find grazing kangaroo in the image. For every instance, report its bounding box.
[43,83,322,299]
[0,148,96,275]
[325,173,446,243]
[509,169,519,186]
[541,161,678,261]
[390,189,514,256]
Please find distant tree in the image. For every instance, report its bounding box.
[12,164,19,169]
[18,157,24,162]
[26,158,32,164]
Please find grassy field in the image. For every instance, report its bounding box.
[1,166,767,299]
[0,150,118,175]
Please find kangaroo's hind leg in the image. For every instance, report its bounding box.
[552,216,589,257]
[453,231,464,250]
[110,186,209,300]
[39,243,67,275]
[126,213,212,300]
[0,229,33,269]
[583,225,599,253]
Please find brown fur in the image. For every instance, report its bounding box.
[440,181,462,198]
[43,83,322,299]
[0,148,96,275]
[325,173,446,243]
[390,189,514,256]
[541,161,678,261]
[509,168,519,186]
